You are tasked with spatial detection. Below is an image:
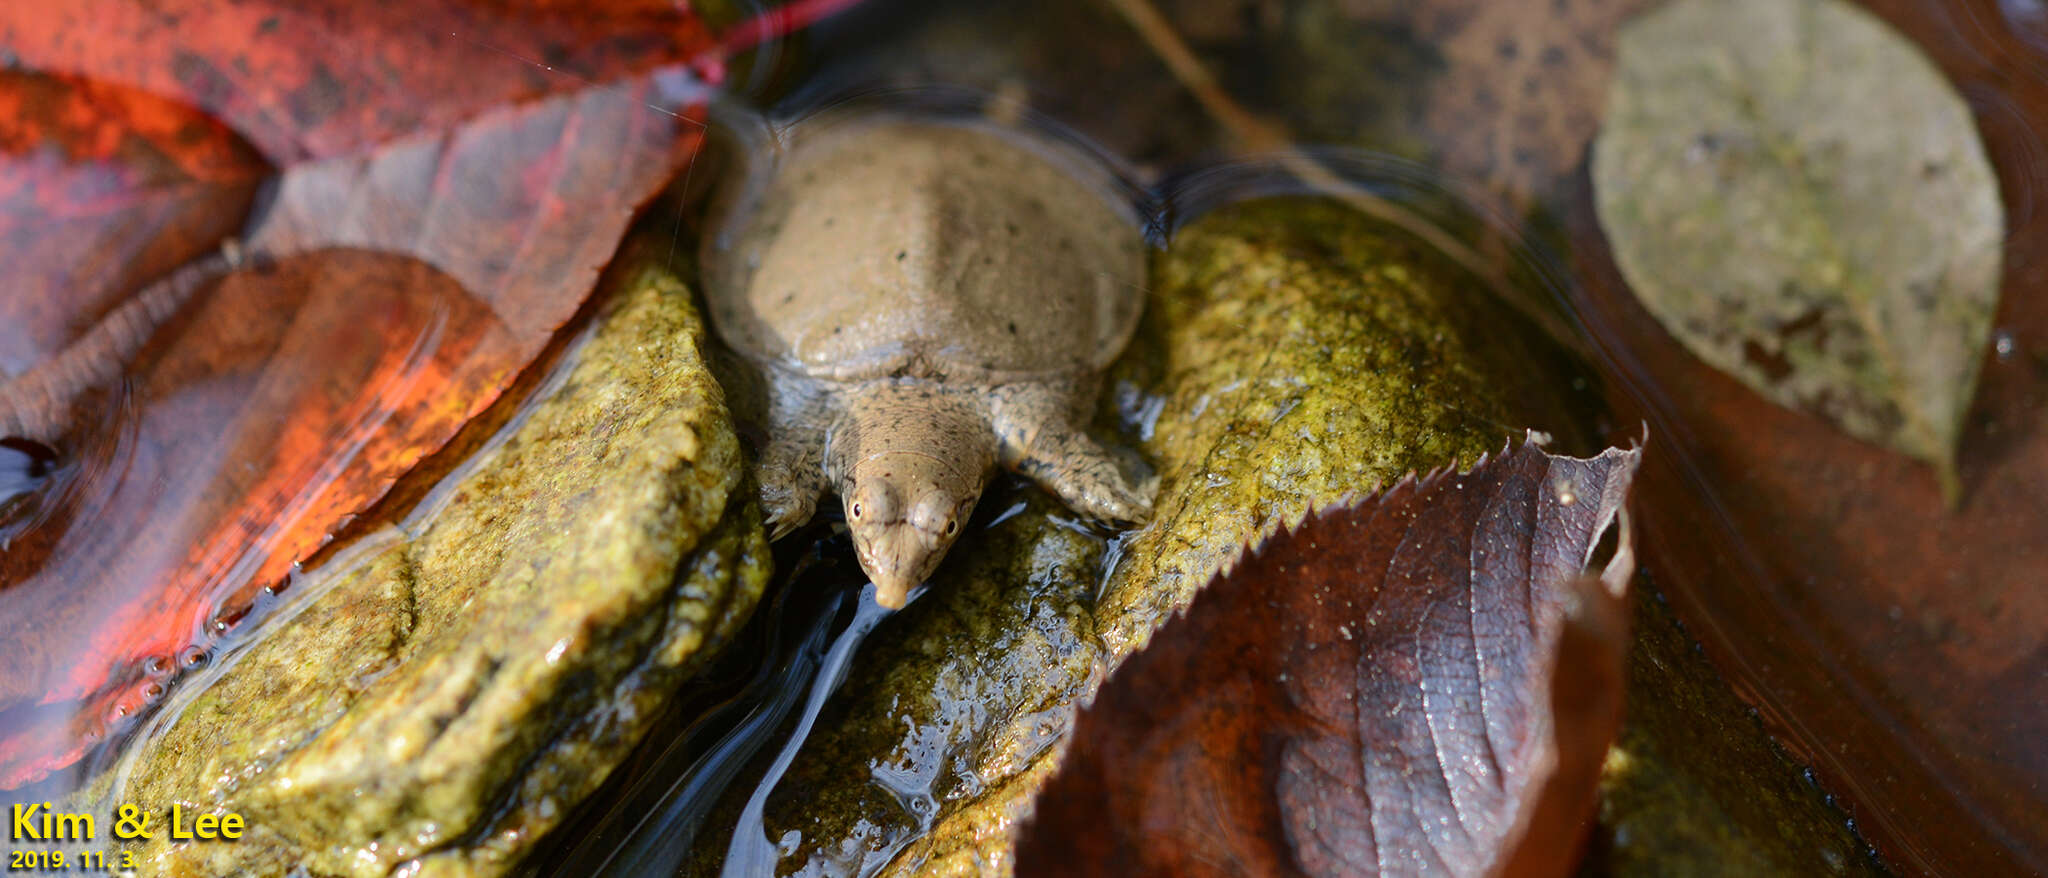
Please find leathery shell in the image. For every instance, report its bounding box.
[700,116,1148,383]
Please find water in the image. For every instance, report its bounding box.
[537,572,881,877]
[573,1,2048,872]
[0,251,496,792]
[0,0,1607,866]
[0,439,56,542]
[718,586,897,878]
[0,0,1551,807]
[5,0,2044,874]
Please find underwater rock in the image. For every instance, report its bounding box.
[1588,588,1886,876]
[694,197,1526,876]
[110,236,770,877]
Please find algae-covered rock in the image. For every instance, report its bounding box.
[1587,590,1887,877]
[1092,198,1522,657]
[112,236,770,877]
[694,197,1523,875]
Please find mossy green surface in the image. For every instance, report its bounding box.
[1584,588,1887,877]
[688,196,1521,876]
[113,236,770,878]
[1093,197,1521,658]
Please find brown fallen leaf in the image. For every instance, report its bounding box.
[1017,436,1639,877]
[0,0,716,163]
[0,0,799,789]
[0,71,267,380]
[1413,0,1653,215]
[1569,1,2048,869]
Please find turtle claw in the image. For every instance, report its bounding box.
[759,487,817,541]
[1079,477,1154,526]
[753,416,828,541]
[765,511,802,542]
[1008,424,1154,527]
[1059,468,1153,526]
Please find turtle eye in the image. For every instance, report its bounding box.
[943,519,958,536]
[850,502,864,520]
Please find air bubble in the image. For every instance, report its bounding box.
[1993,329,2018,362]
[180,646,211,668]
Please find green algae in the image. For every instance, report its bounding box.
[1093,197,1523,657]
[112,235,770,878]
[1584,589,1887,877]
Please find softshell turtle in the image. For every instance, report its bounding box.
[700,116,1152,608]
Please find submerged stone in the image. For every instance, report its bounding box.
[110,235,770,877]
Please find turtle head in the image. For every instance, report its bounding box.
[842,451,983,609]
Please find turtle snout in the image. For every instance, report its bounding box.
[854,522,939,609]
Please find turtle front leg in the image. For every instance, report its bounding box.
[991,382,1153,525]
[757,428,829,539]
[756,380,834,540]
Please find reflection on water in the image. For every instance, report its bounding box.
[720,586,899,878]
[4,0,2042,873]
[530,526,874,878]
[0,439,58,538]
[0,249,504,792]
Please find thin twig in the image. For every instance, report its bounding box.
[1100,0,1587,356]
